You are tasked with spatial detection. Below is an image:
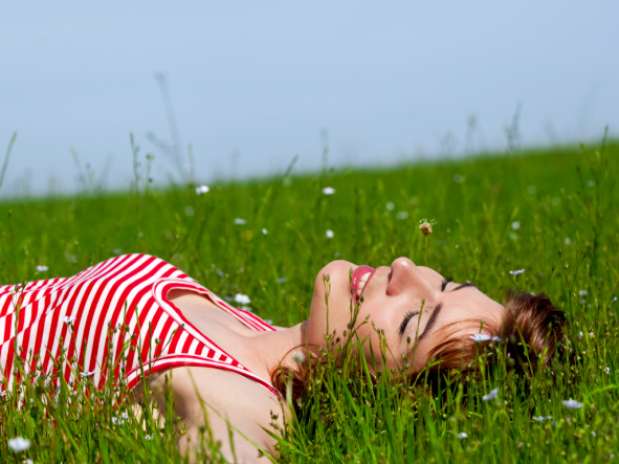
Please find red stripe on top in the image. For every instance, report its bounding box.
[0,254,279,397]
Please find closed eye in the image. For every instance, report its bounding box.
[399,310,419,336]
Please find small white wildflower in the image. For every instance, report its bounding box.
[612,296,618,303]
[511,221,521,230]
[112,411,129,425]
[482,388,498,402]
[456,431,468,440]
[470,333,500,343]
[261,227,268,235]
[396,211,409,220]
[292,351,306,364]
[564,237,572,246]
[23,459,34,464]
[385,201,395,211]
[144,434,153,441]
[322,186,335,196]
[35,265,49,273]
[509,268,525,277]
[532,415,552,422]
[578,330,584,339]
[80,370,96,378]
[195,184,210,195]
[184,206,195,217]
[233,217,247,225]
[604,366,610,374]
[591,431,597,437]
[8,437,31,453]
[578,289,588,297]
[233,293,251,305]
[562,399,583,409]
[325,229,335,239]
[588,331,595,338]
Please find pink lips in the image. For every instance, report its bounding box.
[351,265,375,300]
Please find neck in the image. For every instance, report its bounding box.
[251,320,308,374]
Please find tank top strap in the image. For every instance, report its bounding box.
[149,277,280,397]
[153,277,276,333]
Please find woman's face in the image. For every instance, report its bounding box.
[305,257,504,371]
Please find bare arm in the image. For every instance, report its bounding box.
[149,366,285,463]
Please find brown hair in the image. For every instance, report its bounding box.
[271,291,568,402]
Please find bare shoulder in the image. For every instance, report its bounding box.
[148,366,287,462]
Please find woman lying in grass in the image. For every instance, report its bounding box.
[0,253,566,462]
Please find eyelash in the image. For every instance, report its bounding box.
[400,278,449,337]
[399,311,417,335]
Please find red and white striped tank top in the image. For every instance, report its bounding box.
[0,253,279,396]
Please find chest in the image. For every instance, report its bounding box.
[167,290,271,379]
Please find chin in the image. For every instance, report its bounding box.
[305,260,356,347]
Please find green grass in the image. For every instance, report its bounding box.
[0,142,618,463]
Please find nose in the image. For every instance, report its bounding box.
[387,257,437,301]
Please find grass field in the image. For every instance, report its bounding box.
[0,141,618,463]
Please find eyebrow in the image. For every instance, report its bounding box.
[418,303,442,341]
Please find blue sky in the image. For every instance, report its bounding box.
[1,1,617,196]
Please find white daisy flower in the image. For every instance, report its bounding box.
[562,399,583,409]
[195,185,210,195]
[511,221,521,230]
[35,265,49,273]
[112,411,129,425]
[292,351,306,364]
[470,333,501,343]
[8,437,31,453]
[322,186,335,195]
[261,228,268,235]
[509,268,525,277]
[325,229,335,239]
[233,217,247,225]
[482,388,498,401]
[456,431,468,440]
[532,415,552,422]
[385,201,395,211]
[234,293,251,305]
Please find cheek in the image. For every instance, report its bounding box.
[353,303,405,366]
